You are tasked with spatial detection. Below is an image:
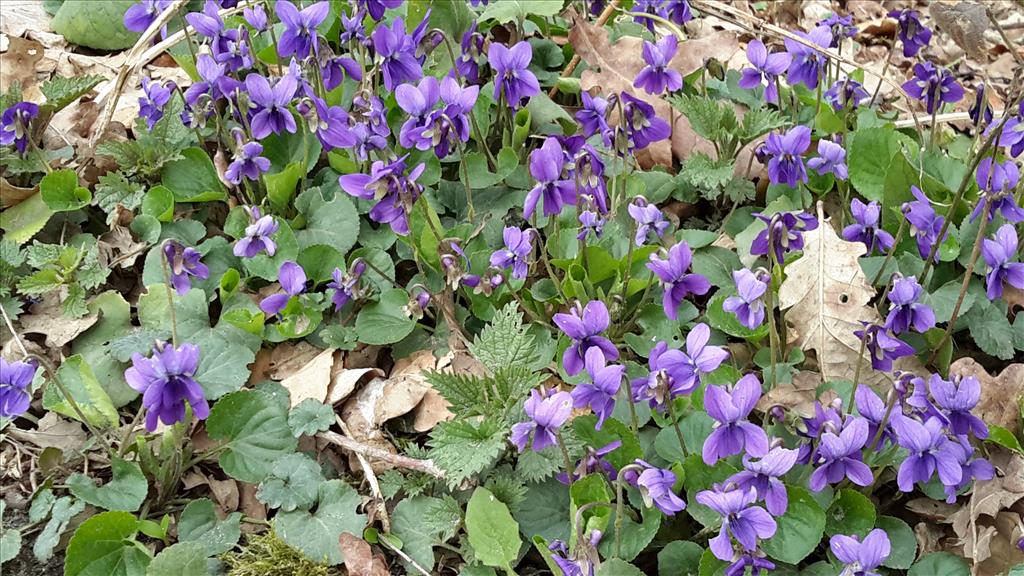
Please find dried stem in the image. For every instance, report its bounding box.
[318,429,444,478]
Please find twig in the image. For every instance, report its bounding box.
[333,415,390,532]
[318,429,445,479]
[988,7,1024,67]
[548,0,621,98]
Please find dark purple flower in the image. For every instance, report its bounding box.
[275,0,328,59]
[373,18,423,91]
[576,91,613,147]
[0,358,35,418]
[245,72,297,139]
[726,552,775,576]
[704,374,770,465]
[339,156,425,235]
[549,531,601,576]
[891,414,963,493]
[634,35,682,95]
[490,226,533,280]
[903,186,947,262]
[243,5,268,30]
[929,374,987,439]
[259,261,306,317]
[225,141,271,184]
[818,13,856,48]
[627,197,669,246]
[764,125,811,187]
[810,417,872,491]
[328,260,365,311]
[524,137,575,220]
[854,322,914,373]
[553,300,618,376]
[359,0,402,21]
[187,1,252,71]
[750,210,818,264]
[825,78,869,111]
[806,138,847,180]
[969,83,993,126]
[124,0,171,33]
[349,123,387,161]
[842,199,894,255]
[454,23,485,84]
[856,385,894,450]
[163,241,209,295]
[632,324,727,408]
[321,55,363,89]
[298,96,356,150]
[559,441,621,484]
[728,446,799,516]
[340,10,368,46]
[647,241,711,321]
[666,0,693,25]
[998,110,1024,157]
[784,25,831,90]
[138,77,174,130]
[738,39,790,104]
[831,529,891,576]
[562,138,609,213]
[981,224,1024,300]
[571,347,624,430]
[903,62,963,115]
[620,91,671,151]
[696,486,777,561]
[943,438,993,503]
[489,41,540,108]
[885,275,935,334]
[125,342,208,431]
[723,268,768,330]
[233,206,278,258]
[971,158,1024,223]
[889,9,932,57]
[182,54,233,121]
[0,102,39,155]
[510,387,573,452]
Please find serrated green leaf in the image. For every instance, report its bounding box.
[256,453,324,512]
[206,383,298,483]
[93,172,145,220]
[468,302,537,372]
[669,94,734,142]
[966,302,1015,360]
[40,75,103,112]
[739,106,787,141]
[275,480,366,566]
[679,153,734,196]
[63,511,149,576]
[466,488,521,571]
[67,458,147,512]
[429,419,507,488]
[178,498,242,556]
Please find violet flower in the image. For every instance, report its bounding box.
[576,91,613,147]
[490,226,533,280]
[340,9,368,46]
[809,417,873,491]
[854,322,914,372]
[245,72,297,139]
[571,347,624,430]
[738,39,790,104]
[891,414,963,493]
[373,18,423,91]
[0,102,39,155]
[553,300,618,376]
[524,137,575,220]
[562,138,609,213]
[233,206,277,258]
[163,241,209,295]
[339,156,425,235]
[943,439,993,503]
[631,341,691,410]
[665,0,693,25]
[696,486,777,561]
[359,0,402,21]
[124,0,171,33]
[396,76,440,149]
[298,96,356,150]
[856,386,894,450]
[577,210,605,241]
[138,77,174,130]
[549,533,601,576]
[885,275,935,334]
[631,0,668,32]
[635,464,687,516]
[428,77,479,157]
[243,5,268,30]
[703,374,770,465]
[825,78,869,111]
[723,268,768,330]
[225,141,271,184]
[831,529,891,576]
[620,91,671,151]
[969,83,993,126]
[750,211,818,264]
[903,186,947,262]
[510,387,573,452]
[321,55,363,90]
[818,13,856,48]
[784,25,831,90]
[125,343,208,431]
[903,62,963,115]
[455,23,485,84]
[329,260,366,311]
[726,552,775,576]
[647,241,711,321]
[806,138,847,180]
[634,35,682,95]
[628,197,670,246]
[842,199,894,255]
[971,158,1024,223]
[998,107,1024,157]
[187,1,251,71]
[889,9,932,57]
[276,0,328,58]
[764,125,811,187]
[559,441,621,484]
[981,224,1024,300]
[489,41,539,107]
[182,54,233,120]
[929,374,987,439]
[260,261,307,317]
[727,446,799,516]
[0,358,35,419]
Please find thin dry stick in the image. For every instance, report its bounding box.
[988,7,1024,67]
[333,415,391,532]
[548,0,621,98]
[318,430,445,479]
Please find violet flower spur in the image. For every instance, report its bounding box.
[634,35,683,95]
[620,92,671,151]
[647,241,710,321]
[971,158,1024,223]
[489,41,540,108]
[738,39,790,104]
[571,347,624,430]
[703,374,770,465]
[727,445,799,516]
[125,343,209,431]
[163,241,209,295]
[902,186,947,262]
[854,322,914,372]
[373,18,424,91]
[891,414,963,493]
[750,210,818,265]
[321,54,363,90]
[825,78,870,111]
[245,73,297,139]
[928,374,987,439]
[455,23,485,85]
[902,62,963,115]
[553,300,618,376]
[524,137,575,220]
[830,529,891,576]
[576,91,613,147]
[884,275,935,334]
[510,387,573,452]
[631,341,690,409]
[855,386,895,449]
[636,465,687,515]
[842,199,894,255]
[809,416,873,491]
[784,25,832,90]
[0,358,36,418]
[234,206,278,258]
[260,261,307,317]
[981,224,1024,300]
[889,9,932,58]
[763,125,811,187]
[490,226,533,280]
[124,0,171,33]
[562,138,609,213]
[723,268,769,330]
[225,141,271,184]
[329,260,365,311]
[695,486,777,561]
[0,102,38,155]
[806,138,848,180]
[627,197,669,246]
[138,77,174,130]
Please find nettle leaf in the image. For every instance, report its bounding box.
[466,488,521,572]
[93,172,146,220]
[275,480,366,566]
[429,419,507,488]
[469,302,538,372]
[515,445,564,483]
[288,398,335,437]
[63,511,150,576]
[67,458,147,512]
[40,75,103,112]
[739,106,787,141]
[34,496,84,562]
[146,541,208,576]
[205,382,298,483]
[256,453,324,512]
[177,498,242,556]
[669,94,735,142]
[679,153,734,196]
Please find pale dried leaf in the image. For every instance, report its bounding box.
[1,177,38,209]
[757,370,834,418]
[976,511,1024,575]
[0,1,53,37]
[339,532,389,576]
[267,342,323,380]
[208,477,240,513]
[930,2,989,59]
[945,451,1024,563]
[949,358,1024,434]
[19,306,98,348]
[0,35,45,98]
[327,364,383,406]
[280,347,336,407]
[237,482,266,532]
[97,224,146,269]
[6,412,85,452]
[411,388,453,433]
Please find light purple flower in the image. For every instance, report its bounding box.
[889,9,932,57]
[163,241,209,295]
[750,211,818,264]
[903,186,947,262]
[260,261,307,317]
[549,533,601,576]
[727,446,799,516]
[628,197,669,246]
[943,438,994,503]
[373,18,423,91]
[125,343,208,431]
[981,224,1024,300]
[971,158,1024,223]
[328,260,366,311]
[455,23,485,84]
[524,137,575,220]
[577,210,605,241]
[553,300,618,377]
[928,374,987,439]
[245,72,297,139]
[0,358,36,418]
[576,91,612,147]
[738,39,790,103]
[647,241,711,321]
[891,414,963,493]
[559,441,621,484]
[634,464,686,516]
[806,138,847,180]
[842,199,894,255]
[696,486,777,561]
[276,1,328,59]
[225,141,271,184]
[856,385,894,450]
[510,387,573,452]
[138,77,174,130]
[998,109,1024,158]
[885,275,935,334]
[124,0,171,33]
[489,41,540,108]
[723,269,768,329]
[634,35,682,95]
[825,78,869,111]
[764,125,811,187]
[784,25,831,90]
[490,226,533,280]
[831,529,891,576]
[818,13,857,48]
[903,62,963,115]
[233,207,278,258]
[809,417,873,491]
[187,0,251,71]
[243,5,268,30]
[339,156,425,235]
[298,96,356,150]
[0,102,39,155]
[396,76,440,149]
[703,374,770,465]
[571,347,624,430]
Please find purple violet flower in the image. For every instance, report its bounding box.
[998,109,1024,158]
[298,96,356,150]
[854,322,915,372]
[666,0,694,25]
[490,226,533,280]
[396,76,441,149]
[225,141,271,184]
[233,206,278,258]
[329,260,366,311]
[562,138,609,213]
[634,35,683,95]
[647,241,711,321]
[723,268,769,330]
[124,0,171,33]
[243,5,268,30]
[806,138,848,180]
[750,210,818,264]
[903,62,963,115]
[559,441,621,484]
[809,417,872,492]
[889,9,932,57]
[727,446,799,516]
[163,241,209,295]
[553,300,618,377]
[339,156,425,235]
[510,387,573,452]
[455,23,485,84]
[489,41,540,108]
[0,102,39,155]
[260,261,306,317]
[842,199,894,255]
[825,78,869,111]
[969,83,993,126]
[885,275,935,334]
[245,72,297,139]
[373,18,424,91]
[831,529,891,576]
[549,533,601,576]
[943,438,994,503]
[138,77,174,130]
[275,1,328,59]
[891,414,963,493]
[981,224,1024,300]
[971,158,1024,223]
[631,0,668,32]
[628,197,670,246]
[903,186,947,262]
[571,347,624,430]
[726,552,775,576]
[0,358,36,418]
[703,374,770,464]
[764,125,811,187]
[929,374,987,439]
[576,91,613,148]
[738,39,790,104]
[621,91,671,151]
[856,385,894,450]
[635,464,687,516]
[340,9,368,46]
[818,13,857,48]
[696,486,777,561]
[359,0,402,21]
[125,342,208,431]
[632,324,727,408]
[577,210,605,241]
[524,137,576,220]
[429,77,479,157]
[187,1,252,71]
[784,25,832,90]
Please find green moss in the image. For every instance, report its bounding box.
[220,531,329,576]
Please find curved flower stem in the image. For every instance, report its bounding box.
[867,38,895,108]
[614,463,643,558]
[848,335,867,411]
[29,353,115,456]
[868,392,898,452]
[665,399,688,458]
[618,222,638,307]
[764,236,781,390]
[556,431,575,492]
[574,501,613,551]
[620,381,639,434]
[117,406,146,458]
[927,105,941,153]
[534,223,569,304]
[158,243,179,347]
[871,216,907,287]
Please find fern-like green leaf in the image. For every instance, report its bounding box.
[468,302,537,372]
[739,106,787,142]
[669,94,736,142]
[40,75,104,113]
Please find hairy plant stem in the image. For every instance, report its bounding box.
[848,334,868,411]
[665,399,688,458]
[117,406,147,458]
[764,235,781,390]
[867,38,895,108]
[621,380,640,434]
[614,463,643,558]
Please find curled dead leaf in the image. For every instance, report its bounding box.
[98,224,147,270]
[0,176,38,209]
[6,412,85,453]
[0,35,45,98]
[339,532,389,576]
[948,358,1024,434]
[19,304,98,348]
[945,450,1024,566]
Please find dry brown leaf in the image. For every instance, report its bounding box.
[945,451,1024,564]
[238,482,266,532]
[208,477,240,513]
[280,347,336,407]
[267,341,322,379]
[1,34,45,98]
[19,304,98,348]
[98,224,147,269]
[930,2,989,60]
[1,177,38,209]
[327,364,383,406]
[976,511,1024,576]
[757,370,835,418]
[1003,284,1024,312]
[948,358,1024,434]
[778,204,923,388]
[6,412,85,453]
[339,532,389,576]
[0,1,53,37]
